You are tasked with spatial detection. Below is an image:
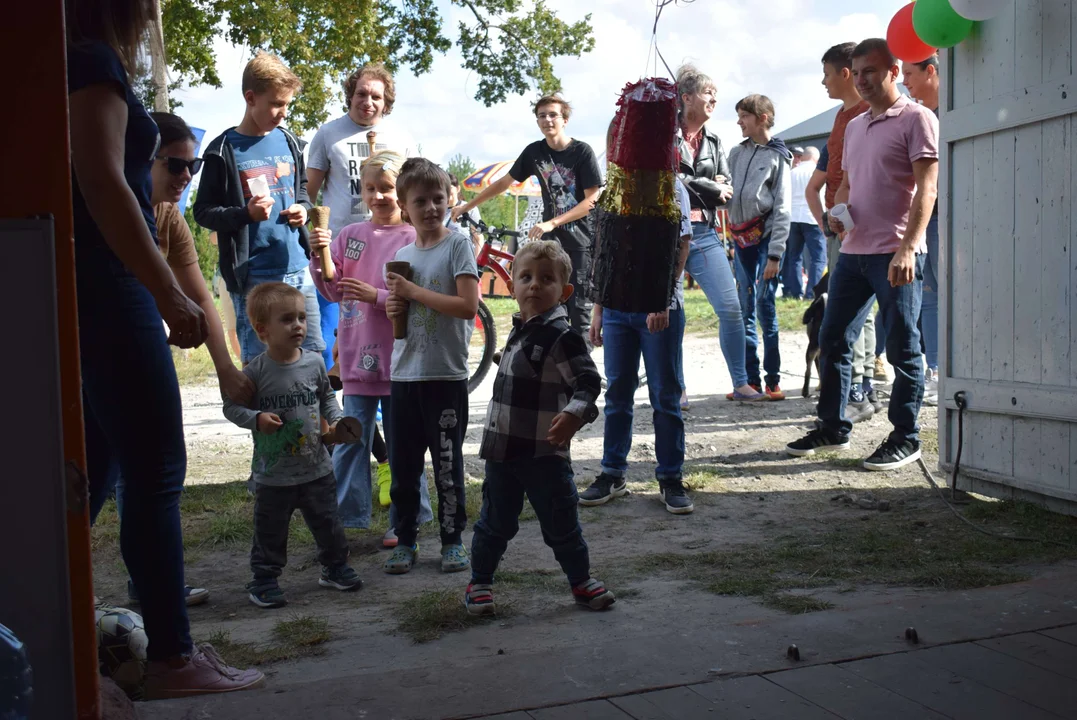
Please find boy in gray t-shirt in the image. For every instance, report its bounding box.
[223,282,365,608]
[382,159,480,576]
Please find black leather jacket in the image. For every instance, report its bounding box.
[677,125,733,228]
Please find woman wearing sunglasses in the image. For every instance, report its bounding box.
[149,112,253,405]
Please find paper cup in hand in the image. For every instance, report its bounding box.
[309,206,334,281]
[385,261,413,339]
[247,174,271,198]
[831,203,855,231]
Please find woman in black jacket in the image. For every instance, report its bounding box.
[675,65,764,402]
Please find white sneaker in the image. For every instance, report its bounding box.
[923,367,939,407]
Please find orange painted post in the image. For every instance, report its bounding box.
[0,0,99,718]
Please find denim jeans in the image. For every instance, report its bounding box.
[232,266,325,363]
[734,237,782,389]
[78,249,192,661]
[684,224,749,388]
[921,214,940,370]
[600,307,685,480]
[818,252,925,442]
[471,456,590,587]
[782,222,827,299]
[334,394,432,529]
[317,292,339,370]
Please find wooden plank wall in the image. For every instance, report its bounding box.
[945,0,1077,499]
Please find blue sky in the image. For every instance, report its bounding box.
[175,0,907,173]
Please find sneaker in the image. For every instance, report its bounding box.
[376,462,392,508]
[382,527,399,549]
[572,578,616,610]
[143,644,266,700]
[578,473,629,507]
[441,544,471,573]
[319,565,363,592]
[246,580,286,609]
[874,357,890,382]
[863,438,922,471]
[727,384,762,400]
[866,388,884,413]
[786,428,851,457]
[464,583,496,616]
[384,544,417,574]
[681,391,690,412]
[923,367,939,407]
[846,387,874,424]
[659,478,694,515]
[765,384,786,401]
[128,580,210,607]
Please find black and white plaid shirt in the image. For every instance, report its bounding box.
[479,305,601,463]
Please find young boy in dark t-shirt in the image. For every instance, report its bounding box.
[452,95,602,342]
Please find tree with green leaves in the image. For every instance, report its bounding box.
[160,0,595,133]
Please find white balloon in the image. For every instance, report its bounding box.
[950,0,1010,21]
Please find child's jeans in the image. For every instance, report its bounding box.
[251,473,350,580]
[471,456,590,587]
[334,394,433,529]
[600,307,686,482]
[734,236,782,389]
[232,267,325,363]
[389,380,470,549]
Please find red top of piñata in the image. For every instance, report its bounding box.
[608,78,679,172]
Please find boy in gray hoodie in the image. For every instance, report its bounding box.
[727,94,792,400]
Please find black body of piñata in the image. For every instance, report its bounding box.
[591,209,679,313]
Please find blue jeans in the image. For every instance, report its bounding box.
[334,395,432,529]
[782,222,827,299]
[79,250,192,661]
[819,252,925,442]
[600,307,685,480]
[684,224,749,388]
[232,267,325,363]
[317,293,339,370]
[921,214,939,370]
[735,237,782,389]
[471,456,590,587]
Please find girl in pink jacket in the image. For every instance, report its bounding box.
[310,150,433,540]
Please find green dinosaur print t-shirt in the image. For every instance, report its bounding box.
[223,349,343,486]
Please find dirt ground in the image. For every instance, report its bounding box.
[92,315,1077,690]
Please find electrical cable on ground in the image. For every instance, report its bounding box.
[917,390,1076,549]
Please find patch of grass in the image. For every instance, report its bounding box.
[816,453,865,469]
[920,427,939,456]
[496,569,564,593]
[681,289,808,336]
[173,298,237,387]
[395,589,508,643]
[762,593,834,614]
[206,513,251,547]
[636,499,1077,614]
[204,614,330,666]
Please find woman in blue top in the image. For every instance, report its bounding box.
[66,0,262,699]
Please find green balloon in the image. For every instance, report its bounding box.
[913,0,975,48]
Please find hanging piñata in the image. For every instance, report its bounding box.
[592,77,680,313]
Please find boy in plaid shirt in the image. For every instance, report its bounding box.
[466,241,614,615]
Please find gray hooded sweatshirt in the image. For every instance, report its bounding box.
[727,136,793,260]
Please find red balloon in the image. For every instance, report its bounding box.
[887,3,937,64]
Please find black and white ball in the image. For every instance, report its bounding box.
[96,608,148,697]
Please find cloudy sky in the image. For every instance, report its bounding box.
[175,0,906,172]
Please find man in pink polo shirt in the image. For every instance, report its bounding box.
[787,38,938,472]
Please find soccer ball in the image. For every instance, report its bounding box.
[96,608,148,698]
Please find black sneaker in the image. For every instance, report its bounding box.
[846,397,875,424]
[319,565,364,592]
[786,428,851,457]
[863,438,922,471]
[866,388,884,413]
[578,473,629,506]
[659,478,694,515]
[246,579,287,609]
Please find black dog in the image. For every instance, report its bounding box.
[802,272,829,398]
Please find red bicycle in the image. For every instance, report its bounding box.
[461,214,522,392]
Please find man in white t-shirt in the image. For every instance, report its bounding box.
[782,146,827,299]
[306,63,416,368]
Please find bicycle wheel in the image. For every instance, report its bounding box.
[468,300,497,393]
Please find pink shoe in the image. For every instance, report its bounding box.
[143,644,265,700]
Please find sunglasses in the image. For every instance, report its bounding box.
[156,156,204,176]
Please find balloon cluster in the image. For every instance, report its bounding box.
[886,0,1010,62]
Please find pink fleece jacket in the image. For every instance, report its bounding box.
[311,221,416,396]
